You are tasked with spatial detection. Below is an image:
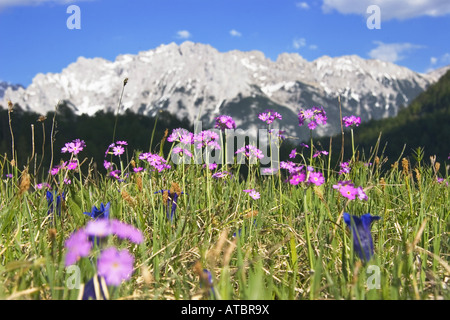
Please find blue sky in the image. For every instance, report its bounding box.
[0,0,449,87]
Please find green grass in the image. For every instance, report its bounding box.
[0,126,449,300]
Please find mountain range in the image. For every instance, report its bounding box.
[2,41,449,140]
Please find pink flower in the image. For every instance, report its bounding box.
[356,186,368,201]
[308,171,325,186]
[243,189,260,200]
[113,145,125,156]
[289,173,306,185]
[97,247,134,286]
[339,184,357,200]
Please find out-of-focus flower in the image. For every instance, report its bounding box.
[243,189,260,200]
[342,115,361,127]
[84,202,110,220]
[97,247,134,286]
[298,106,327,129]
[215,115,236,131]
[64,229,92,266]
[258,109,282,124]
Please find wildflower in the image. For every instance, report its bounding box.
[116,140,128,146]
[339,162,351,175]
[268,129,286,140]
[110,170,121,180]
[313,150,329,158]
[243,189,260,200]
[84,202,110,220]
[85,219,113,238]
[258,109,282,124]
[289,173,306,185]
[141,152,171,172]
[203,163,218,170]
[308,171,325,186]
[111,220,144,244]
[289,149,297,159]
[235,145,264,161]
[46,191,65,216]
[67,160,78,171]
[61,139,85,155]
[97,247,134,286]
[356,186,368,201]
[167,128,193,144]
[173,147,193,158]
[155,183,184,221]
[35,182,51,190]
[112,145,125,156]
[133,167,144,173]
[64,229,92,266]
[5,173,13,179]
[298,106,327,129]
[342,115,361,127]
[194,130,221,150]
[215,115,236,131]
[50,166,61,176]
[82,275,108,300]
[212,171,233,179]
[339,184,357,200]
[104,160,112,170]
[64,178,72,185]
[344,213,381,262]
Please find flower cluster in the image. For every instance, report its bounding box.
[212,171,233,180]
[342,115,361,127]
[167,128,194,144]
[193,130,221,150]
[214,115,236,131]
[235,145,264,162]
[50,160,79,176]
[139,152,171,172]
[61,139,86,155]
[105,141,127,157]
[333,180,368,201]
[258,109,282,124]
[339,161,351,175]
[298,106,327,130]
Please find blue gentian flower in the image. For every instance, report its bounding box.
[84,202,110,219]
[46,191,65,216]
[344,213,381,263]
[82,275,108,300]
[155,188,185,222]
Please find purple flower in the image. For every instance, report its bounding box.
[84,202,110,220]
[104,160,112,170]
[308,171,325,186]
[112,145,125,156]
[35,182,51,190]
[235,145,264,161]
[313,150,329,158]
[167,128,193,144]
[141,152,171,172]
[344,213,381,263]
[215,115,236,131]
[67,160,78,171]
[342,115,361,128]
[85,219,113,238]
[116,140,128,146]
[289,149,297,159]
[339,184,357,200]
[111,220,144,244]
[356,186,368,201]
[243,189,260,200]
[46,191,65,216]
[289,173,306,185]
[298,107,327,130]
[339,162,351,175]
[61,139,86,155]
[173,147,193,158]
[97,247,134,286]
[258,109,282,124]
[133,167,144,173]
[65,229,92,266]
[212,171,233,179]
[203,163,218,170]
[5,173,13,179]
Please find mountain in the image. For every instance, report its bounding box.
[319,69,450,163]
[0,81,23,100]
[1,41,445,140]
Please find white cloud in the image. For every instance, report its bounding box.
[296,2,310,10]
[430,57,438,65]
[230,29,242,37]
[368,41,424,63]
[292,37,306,49]
[309,44,318,50]
[176,30,192,39]
[0,0,92,9]
[322,0,450,21]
